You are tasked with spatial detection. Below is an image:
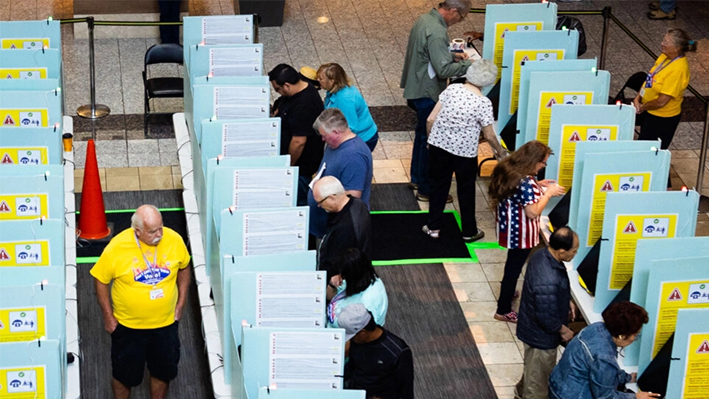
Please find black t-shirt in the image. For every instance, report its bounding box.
[346,329,414,399]
[274,83,324,177]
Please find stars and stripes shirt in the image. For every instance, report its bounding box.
[497,176,541,249]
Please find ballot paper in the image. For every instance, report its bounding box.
[222,120,279,158]
[232,169,294,209]
[243,210,307,256]
[268,331,344,389]
[256,272,325,328]
[201,16,252,45]
[209,47,262,76]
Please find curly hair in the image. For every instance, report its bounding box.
[602,301,649,338]
[488,140,552,205]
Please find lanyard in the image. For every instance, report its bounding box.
[134,233,158,282]
[650,55,682,79]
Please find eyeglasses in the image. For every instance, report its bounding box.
[457,8,467,20]
[540,160,548,167]
[316,195,332,206]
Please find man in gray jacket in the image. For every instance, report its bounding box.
[401,0,472,202]
[515,227,579,399]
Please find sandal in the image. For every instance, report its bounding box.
[422,225,440,239]
[463,229,485,243]
[494,311,518,323]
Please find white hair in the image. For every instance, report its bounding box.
[465,59,498,88]
[314,176,345,198]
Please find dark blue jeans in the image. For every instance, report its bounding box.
[408,98,436,196]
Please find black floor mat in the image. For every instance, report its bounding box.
[371,211,474,264]
[76,210,188,259]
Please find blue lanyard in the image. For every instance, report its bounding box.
[650,55,682,79]
[134,233,158,278]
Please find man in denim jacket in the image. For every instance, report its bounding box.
[515,227,579,399]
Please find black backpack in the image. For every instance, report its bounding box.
[557,15,587,57]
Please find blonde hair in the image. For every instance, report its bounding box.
[317,63,351,93]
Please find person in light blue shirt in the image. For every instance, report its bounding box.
[317,63,379,152]
[325,248,388,328]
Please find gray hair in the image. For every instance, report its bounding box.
[314,176,345,198]
[313,108,349,134]
[465,59,498,88]
[441,0,472,13]
[131,204,161,230]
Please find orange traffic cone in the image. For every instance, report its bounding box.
[78,139,110,239]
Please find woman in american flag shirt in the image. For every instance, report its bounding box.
[488,140,566,323]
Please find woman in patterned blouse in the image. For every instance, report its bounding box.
[422,59,506,242]
[488,140,565,323]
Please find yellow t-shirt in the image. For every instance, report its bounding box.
[640,54,690,118]
[90,227,191,329]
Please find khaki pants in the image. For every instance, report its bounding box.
[514,342,557,399]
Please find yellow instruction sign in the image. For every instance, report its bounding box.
[0,307,46,343]
[557,125,619,188]
[0,68,47,79]
[0,366,46,397]
[683,332,709,398]
[510,49,564,115]
[587,173,650,247]
[611,214,677,290]
[1,38,50,50]
[0,147,49,165]
[493,22,543,80]
[0,109,49,128]
[0,194,49,220]
[655,281,709,357]
[0,240,51,267]
[536,91,592,144]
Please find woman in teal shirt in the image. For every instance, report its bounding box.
[317,63,379,151]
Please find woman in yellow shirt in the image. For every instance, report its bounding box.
[633,29,696,151]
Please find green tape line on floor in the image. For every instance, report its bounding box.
[76,256,101,264]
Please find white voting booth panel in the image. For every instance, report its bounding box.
[0,340,62,398]
[241,327,346,399]
[640,257,709,374]
[0,127,64,165]
[224,267,323,384]
[481,2,558,91]
[624,237,709,367]
[517,59,597,141]
[666,308,709,399]
[544,104,636,212]
[0,49,61,80]
[574,149,671,265]
[0,20,61,50]
[594,191,699,313]
[0,219,65,267]
[189,44,264,78]
[497,29,578,132]
[523,70,610,147]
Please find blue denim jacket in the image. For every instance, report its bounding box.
[549,322,634,399]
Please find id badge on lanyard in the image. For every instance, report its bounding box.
[135,233,163,299]
[645,73,653,89]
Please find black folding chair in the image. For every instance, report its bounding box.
[143,43,184,135]
[609,71,647,104]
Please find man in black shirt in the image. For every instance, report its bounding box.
[339,304,414,399]
[269,63,324,205]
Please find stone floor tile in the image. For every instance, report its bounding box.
[452,282,496,302]
[106,175,140,192]
[140,173,174,190]
[481,263,506,283]
[468,321,516,344]
[485,363,523,387]
[444,263,487,283]
[459,301,499,323]
[476,342,524,364]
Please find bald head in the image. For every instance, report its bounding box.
[132,204,164,246]
[313,176,349,213]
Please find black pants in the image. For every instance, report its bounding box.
[497,248,532,315]
[158,0,181,44]
[637,111,681,150]
[427,145,479,237]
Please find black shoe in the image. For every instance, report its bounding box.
[408,182,418,190]
[462,229,485,243]
[416,193,453,203]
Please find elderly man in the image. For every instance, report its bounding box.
[339,303,414,399]
[515,227,579,399]
[401,0,473,202]
[312,176,371,276]
[269,63,325,205]
[308,108,373,239]
[91,205,191,399]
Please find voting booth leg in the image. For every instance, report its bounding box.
[77,17,110,119]
[78,140,111,239]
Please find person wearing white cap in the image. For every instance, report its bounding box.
[338,304,414,399]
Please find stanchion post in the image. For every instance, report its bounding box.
[77,16,110,119]
[599,7,611,70]
[697,104,709,212]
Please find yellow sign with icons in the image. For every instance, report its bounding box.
[509,49,565,115]
[0,307,46,343]
[0,366,46,397]
[0,109,49,128]
[654,281,709,357]
[557,124,619,188]
[0,68,47,79]
[536,91,593,144]
[0,147,49,165]
[683,332,709,397]
[587,172,652,247]
[0,194,49,221]
[1,38,50,50]
[611,214,677,290]
[0,240,51,267]
[493,22,543,80]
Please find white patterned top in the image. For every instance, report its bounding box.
[428,84,494,158]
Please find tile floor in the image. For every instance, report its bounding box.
[3,0,709,397]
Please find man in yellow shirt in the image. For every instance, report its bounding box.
[91,204,191,399]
